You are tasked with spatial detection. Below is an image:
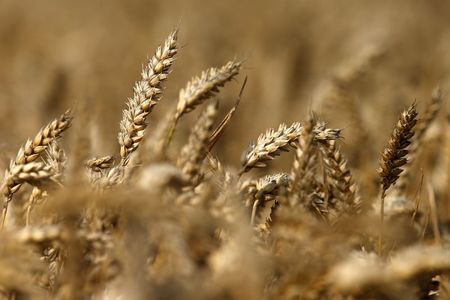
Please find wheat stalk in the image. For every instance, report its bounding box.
[208,76,247,152]
[118,30,178,167]
[25,187,46,227]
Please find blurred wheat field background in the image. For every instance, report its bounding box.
[1,0,450,299]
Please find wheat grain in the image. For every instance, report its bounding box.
[13,110,72,166]
[86,156,115,173]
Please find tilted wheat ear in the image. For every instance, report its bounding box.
[1,110,72,229]
[164,60,242,148]
[176,60,241,120]
[240,121,341,175]
[240,122,302,175]
[118,30,178,167]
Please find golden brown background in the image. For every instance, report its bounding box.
[1,0,450,169]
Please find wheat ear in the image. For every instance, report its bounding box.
[319,139,359,218]
[176,60,241,119]
[289,118,317,201]
[378,103,417,253]
[1,162,56,228]
[1,110,72,228]
[239,122,302,175]
[395,86,442,194]
[240,173,291,225]
[164,60,242,148]
[118,30,178,166]
[177,101,219,184]
[240,121,340,175]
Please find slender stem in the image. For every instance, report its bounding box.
[1,199,10,230]
[163,115,179,150]
[250,199,260,225]
[378,189,386,256]
[25,192,37,227]
[427,181,441,245]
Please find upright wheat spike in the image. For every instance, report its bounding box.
[290,117,316,196]
[177,101,219,184]
[395,86,442,194]
[1,110,72,229]
[319,139,359,218]
[118,30,178,167]
[378,103,417,253]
